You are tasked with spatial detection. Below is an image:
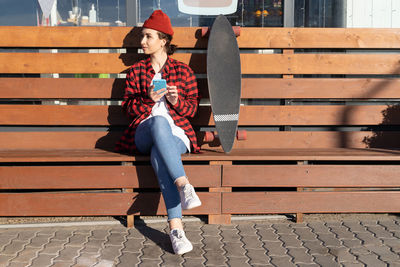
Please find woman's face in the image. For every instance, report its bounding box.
[141,28,166,55]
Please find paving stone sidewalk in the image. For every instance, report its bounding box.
[0,218,400,267]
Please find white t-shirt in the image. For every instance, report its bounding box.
[140,72,191,152]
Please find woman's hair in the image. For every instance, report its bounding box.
[157,31,177,55]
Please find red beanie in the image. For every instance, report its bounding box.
[143,10,174,36]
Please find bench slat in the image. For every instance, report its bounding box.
[0,131,394,150]
[2,27,400,49]
[0,165,220,189]
[1,53,400,75]
[0,105,393,126]
[0,192,220,216]
[223,165,400,187]
[1,148,400,162]
[223,191,400,214]
[2,78,400,99]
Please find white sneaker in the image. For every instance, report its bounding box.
[180,184,202,210]
[170,229,193,255]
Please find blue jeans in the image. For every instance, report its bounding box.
[135,116,188,220]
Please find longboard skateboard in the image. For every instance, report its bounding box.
[206,15,242,153]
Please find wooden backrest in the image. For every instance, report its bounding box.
[1,26,400,151]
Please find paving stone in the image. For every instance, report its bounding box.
[116,252,140,267]
[16,230,37,241]
[329,226,356,240]
[36,228,57,236]
[272,224,294,235]
[141,229,170,246]
[349,247,371,256]
[342,221,366,233]
[52,230,74,241]
[53,246,81,263]
[220,229,241,243]
[269,256,296,267]
[341,239,362,248]
[26,235,52,248]
[140,245,163,260]
[365,245,400,262]
[79,246,101,254]
[97,245,123,263]
[292,228,318,241]
[296,264,320,267]
[0,255,15,266]
[7,262,30,267]
[357,253,387,267]
[219,224,238,230]
[182,243,204,259]
[226,256,249,267]
[328,247,356,263]
[65,234,89,248]
[263,241,287,256]
[381,238,400,252]
[246,249,271,265]
[29,253,56,267]
[184,230,203,244]
[84,239,106,248]
[0,230,19,237]
[287,247,314,264]
[236,224,257,236]
[53,262,76,267]
[355,232,383,246]
[93,259,118,267]
[289,222,309,229]
[183,258,206,266]
[366,225,395,239]
[40,240,67,255]
[201,224,220,236]
[312,254,338,266]
[106,233,126,246]
[223,242,246,257]
[240,235,263,249]
[203,249,227,265]
[378,220,400,232]
[307,222,331,234]
[0,235,15,250]
[360,220,379,226]
[340,263,365,267]
[122,238,144,253]
[1,240,29,256]
[279,234,302,248]
[302,240,329,255]
[91,229,110,240]
[325,221,343,228]
[183,222,203,232]
[202,236,223,251]
[256,228,279,242]
[74,252,100,267]
[73,228,93,235]
[10,246,41,263]
[161,252,185,266]
[317,233,342,247]
[109,226,129,234]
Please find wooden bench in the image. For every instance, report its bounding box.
[1,26,400,227]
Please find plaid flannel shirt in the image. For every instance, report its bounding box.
[115,56,200,154]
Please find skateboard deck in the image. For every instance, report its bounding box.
[207,15,241,153]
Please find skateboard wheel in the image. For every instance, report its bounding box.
[232,26,241,37]
[204,131,215,142]
[201,27,209,37]
[236,130,247,140]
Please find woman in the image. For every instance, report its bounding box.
[116,10,201,255]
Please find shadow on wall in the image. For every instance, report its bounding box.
[363,105,400,149]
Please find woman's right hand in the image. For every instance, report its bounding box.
[148,85,167,102]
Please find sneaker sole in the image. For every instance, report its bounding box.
[176,244,193,255]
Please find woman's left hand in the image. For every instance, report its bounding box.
[166,85,178,106]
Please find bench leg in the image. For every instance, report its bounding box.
[127,214,134,228]
[296,187,304,223]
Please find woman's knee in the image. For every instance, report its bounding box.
[149,116,170,132]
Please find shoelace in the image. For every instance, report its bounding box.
[183,185,195,199]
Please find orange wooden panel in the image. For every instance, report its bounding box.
[2,53,400,75]
[223,165,400,187]
[0,26,206,48]
[0,165,220,189]
[1,105,395,126]
[0,77,208,99]
[0,53,205,74]
[222,191,400,214]
[241,78,400,99]
[241,54,400,75]
[0,192,220,216]
[2,27,400,49]
[194,105,396,126]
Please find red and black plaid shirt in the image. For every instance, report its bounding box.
[115,56,200,154]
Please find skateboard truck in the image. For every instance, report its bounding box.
[201,26,241,37]
[203,130,247,143]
